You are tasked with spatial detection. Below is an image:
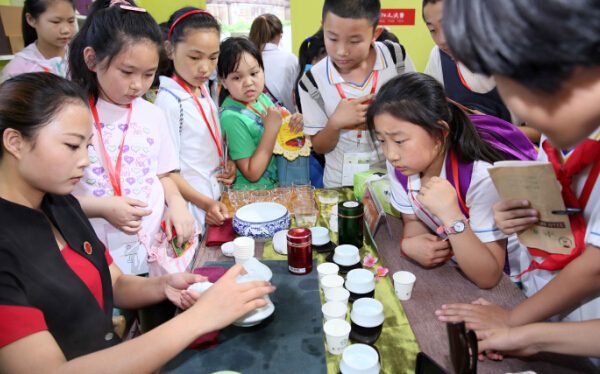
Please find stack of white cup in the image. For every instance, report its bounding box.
[233,237,255,265]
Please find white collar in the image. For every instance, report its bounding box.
[326,42,389,86]
[407,155,448,191]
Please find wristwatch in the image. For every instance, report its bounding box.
[436,216,469,235]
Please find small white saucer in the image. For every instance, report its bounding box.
[221,242,235,257]
[232,302,275,327]
[272,230,288,255]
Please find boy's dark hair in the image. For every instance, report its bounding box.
[294,28,326,113]
[366,72,503,165]
[249,14,283,52]
[22,0,76,47]
[0,72,88,160]
[443,0,600,93]
[322,0,381,28]
[161,7,220,77]
[217,37,264,106]
[68,0,163,103]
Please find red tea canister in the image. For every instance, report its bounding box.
[287,227,313,275]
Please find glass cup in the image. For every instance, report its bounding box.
[274,181,293,189]
[251,190,271,203]
[317,190,339,219]
[249,184,267,191]
[295,205,318,228]
[272,187,292,205]
[295,185,316,200]
[229,184,248,211]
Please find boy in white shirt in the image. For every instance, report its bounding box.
[435,0,600,359]
[298,0,416,188]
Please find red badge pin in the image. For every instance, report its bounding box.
[83,241,92,255]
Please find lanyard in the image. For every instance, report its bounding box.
[230,96,269,117]
[89,95,132,197]
[336,70,379,142]
[455,61,472,91]
[171,75,224,165]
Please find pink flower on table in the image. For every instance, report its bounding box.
[375,267,389,281]
[363,253,378,268]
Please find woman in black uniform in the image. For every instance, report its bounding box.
[0,73,275,373]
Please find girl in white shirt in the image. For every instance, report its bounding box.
[154,7,236,228]
[0,0,75,83]
[249,13,299,113]
[367,72,523,289]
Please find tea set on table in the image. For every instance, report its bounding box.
[188,184,421,374]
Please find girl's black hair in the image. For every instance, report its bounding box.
[217,37,264,106]
[366,72,504,165]
[248,14,282,52]
[443,0,600,93]
[294,28,325,113]
[68,0,163,103]
[0,72,88,160]
[376,29,399,44]
[22,0,76,47]
[161,7,221,77]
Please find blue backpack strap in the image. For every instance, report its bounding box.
[219,106,263,129]
[158,86,184,135]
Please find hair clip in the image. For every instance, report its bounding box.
[260,15,266,19]
[110,0,146,12]
[384,26,390,31]
[168,10,214,40]
[306,36,311,42]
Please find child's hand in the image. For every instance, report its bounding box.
[206,200,229,226]
[476,327,537,358]
[329,94,374,130]
[402,234,452,267]
[417,177,464,225]
[189,264,275,332]
[103,196,152,234]
[165,197,197,247]
[217,160,237,187]
[288,113,304,134]
[261,106,283,133]
[436,297,510,331]
[164,272,207,310]
[493,199,539,235]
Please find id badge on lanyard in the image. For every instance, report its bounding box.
[208,167,223,200]
[342,152,370,186]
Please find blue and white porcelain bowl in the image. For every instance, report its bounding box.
[233,202,291,242]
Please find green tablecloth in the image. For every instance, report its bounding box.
[262,188,420,374]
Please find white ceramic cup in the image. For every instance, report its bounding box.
[310,226,331,246]
[340,343,381,374]
[317,262,339,283]
[333,245,360,266]
[393,271,416,301]
[322,301,348,322]
[233,237,255,265]
[323,319,351,355]
[350,298,385,328]
[325,287,350,306]
[345,269,376,294]
[321,274,345,293]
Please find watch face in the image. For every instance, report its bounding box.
[453,221,466,232]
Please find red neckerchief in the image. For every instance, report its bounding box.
[89,95,132,197]
[171,74,223,165]
[455,61,472,91]
[337,70,379,139]
[518,139,600,277]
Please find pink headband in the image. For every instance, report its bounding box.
[168,10,214,40]
[109,0,146,12]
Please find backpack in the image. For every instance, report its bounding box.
[299,40,406,115]
[394,114,538,217]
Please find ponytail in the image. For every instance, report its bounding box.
[22,0,76,47]
[294,28,325,112]
[249,14,282,52]
[366,72,504,164]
